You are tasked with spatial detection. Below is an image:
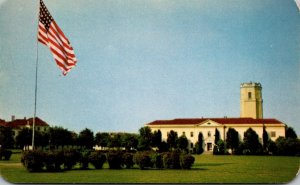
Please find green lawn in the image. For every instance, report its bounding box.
[0,153,299,183]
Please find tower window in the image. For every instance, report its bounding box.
[248,92,252,99]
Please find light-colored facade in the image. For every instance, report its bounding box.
[147,118,285,152]
[0,116,49,139]
[146,82,286,152]
[240,82,263,119]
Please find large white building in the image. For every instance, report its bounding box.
[146,82,286,152]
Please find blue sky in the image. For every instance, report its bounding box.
[0,0,300,134]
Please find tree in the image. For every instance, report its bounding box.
[286,127,297,139]
[0,126,15,149]
[214,128,220,144]
[243,128,262,155]
[95,132,110,148]
[213,140,226,155]
[108,133,122,148]
[77,128,94,149]
[195,132,204,154]
[152,130,162,148]
[266,139,277,155]
[34,130,49,149]
[262,126,269,151]
[275,136,300,156]
[167,130,178,150]
[226,128,239,153]
[49,127,74,148]
[122,133,138,151]
[138,126,152,151]
[177,135,188,151]
[16,128,32,149]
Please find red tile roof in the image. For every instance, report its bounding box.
[147,117,283,126]
[5,117,49,128]
[0,119,7,127]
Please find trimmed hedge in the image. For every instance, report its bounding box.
[0,148,12,160]
[79,150,90,169]
[163,151,181,169]
[151,153,163,169]
[20,150,195,172]
[44,150,64,171]
[21,150,45,172]
[63,149,81,170]
[134,151,153,169]
[122,152,134,169]
[107,151,123,169]
[180,154,195,169]
[89,151,106,169]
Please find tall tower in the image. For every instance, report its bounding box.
[240,82,263,119]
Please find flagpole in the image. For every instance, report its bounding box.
[32,0,40,150]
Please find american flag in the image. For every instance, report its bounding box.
[38,0,77,76]
[296,0,300,11]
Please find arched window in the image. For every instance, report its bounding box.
[208,131,211,137]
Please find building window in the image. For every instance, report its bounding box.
[207,143,212,151]
[208,131,211,137]
[190,132,194,137]
[190,143,194,148]
[270,131,276,137]
[182,132,185,136]
[248,92,252,99]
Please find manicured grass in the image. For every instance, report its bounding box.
[0,153,299,183]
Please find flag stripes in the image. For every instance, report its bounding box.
[38,0,77,76]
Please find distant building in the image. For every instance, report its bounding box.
[146,82,286,152]
[0,116,49,139]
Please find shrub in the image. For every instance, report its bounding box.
[89,151,106,169]
[21,150,45,172]
[234,142,245,155]
[122,153,134,169]
[180,154,195,169]
[0,149,12,160]
[79,150,91,169]
[107,151,123,169]
[151,153,163,169]
[213,140,226,155]
[134,151,153,170]
[63,149,80,170]
[195,142,204,155]
[44,150,64,171]
[275,137,300,156]
[163,151,181,169]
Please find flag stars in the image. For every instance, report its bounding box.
[39,0,53,30]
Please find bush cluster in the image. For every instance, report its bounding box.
[134,151,154,169]
[21,149,196,172]
[134,151,195,170]
[107,151,123,169]
[163,151,181,169]
[89,151,107,169]
[21,149,107,172]
[0,148,12,160]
